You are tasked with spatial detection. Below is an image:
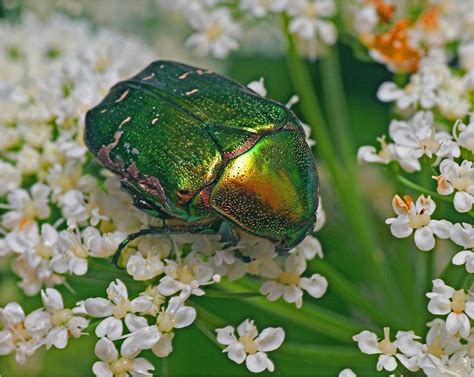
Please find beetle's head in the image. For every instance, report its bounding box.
[209,128,319,252]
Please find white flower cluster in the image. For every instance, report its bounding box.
[353,2,474,375]
[156,0,338,59]
[0,289,89,365]
[353,279,474,375]
[0,12,327,375]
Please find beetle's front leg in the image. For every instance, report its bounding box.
[112,227,167,267]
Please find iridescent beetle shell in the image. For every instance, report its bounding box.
[84,61,318,252]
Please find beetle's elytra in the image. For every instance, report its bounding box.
[84,60,319,254]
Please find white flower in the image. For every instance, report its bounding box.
[388,111,460,172]
[259,254,328,308]
[152,296,196,357]
[158,252,214,297]
[84,279,153,340]
[353,327,421,372]
[50,229,89,276]
[377,59,470,120]
[453,116,474,152]
[2,183,51,231]
[450,223,474,273]
[288,0,337,43]
[186,8,241,58]
[40,288,89,349]
[0,161,21,195]
[82,227,125,258]
[385,195,451,251]
[240,0,288,17]
[247,77,267,97]
[434,159,474,213]
[357,136,396,166]
[426,279,474,338]
[216,319,285,373]
[92,337,154,377]
[338,369,357,377]
[0,302,45,364]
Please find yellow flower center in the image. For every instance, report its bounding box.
[207,25,224,40]
[408,213,430,229]
[239,335,258,354]
[427,336,444,358]
[420,137,440,153]
[378,327,397,355]
[109,357,132,375]
[277,271,301,286]
[72,243,88,258]
[451,290,467,313]
[157,312,174,333]
[36,243,53,259]
[51,309,73,327]
[112,299,131,319]
[452,177,471,192]
[177,265,194,284]
[304,4,318,18]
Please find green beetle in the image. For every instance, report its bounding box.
[84,61,318,263]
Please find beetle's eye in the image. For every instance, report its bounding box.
[209,130,318,247]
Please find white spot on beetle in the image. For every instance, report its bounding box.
[186,89,199,96]
[119,116,132,128]
[115,89,129,103]
[179,71,192,80]
[100,109,107,113]
[152,118,158,125]
[143,73,155,81]
[131,148,140,155]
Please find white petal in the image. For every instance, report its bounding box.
[225,342,246,364]
[430,220,452,239]
[454,192,473,213]
[95,337,118,363]
[84,298,113,318]
[414,227,435,251]
[1,302,25,325]
[353,331,380,354]
[299,274,328,298]
[173,305,196,329]
[121,326,161,357]
[389,217,413,238]
[246,351,271,373]
[41,288,64,312]
[377,354,397,371]
[152,332,174,358]
[92,361,113,377]
[255,327,285,352]
[125,313,148,333]
[237,319,258,338]
[106,279,129,304]
[216,326,237,346]
[132,357,155,375]
[95,317,123,340]
[158,276,182,296]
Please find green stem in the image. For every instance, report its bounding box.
[319,46,355,168]
[278,343,372,367]
[219,279,369,343]
[282,15,407,319]
[204,290,261,299]
[310,259,397,327]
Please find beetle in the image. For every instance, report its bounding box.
[84,60,319,264]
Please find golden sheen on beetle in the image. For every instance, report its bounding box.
[84,61,319,261]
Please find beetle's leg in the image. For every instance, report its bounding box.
[112,228,165,267]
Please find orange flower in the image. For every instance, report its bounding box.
[370,20,421,72]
